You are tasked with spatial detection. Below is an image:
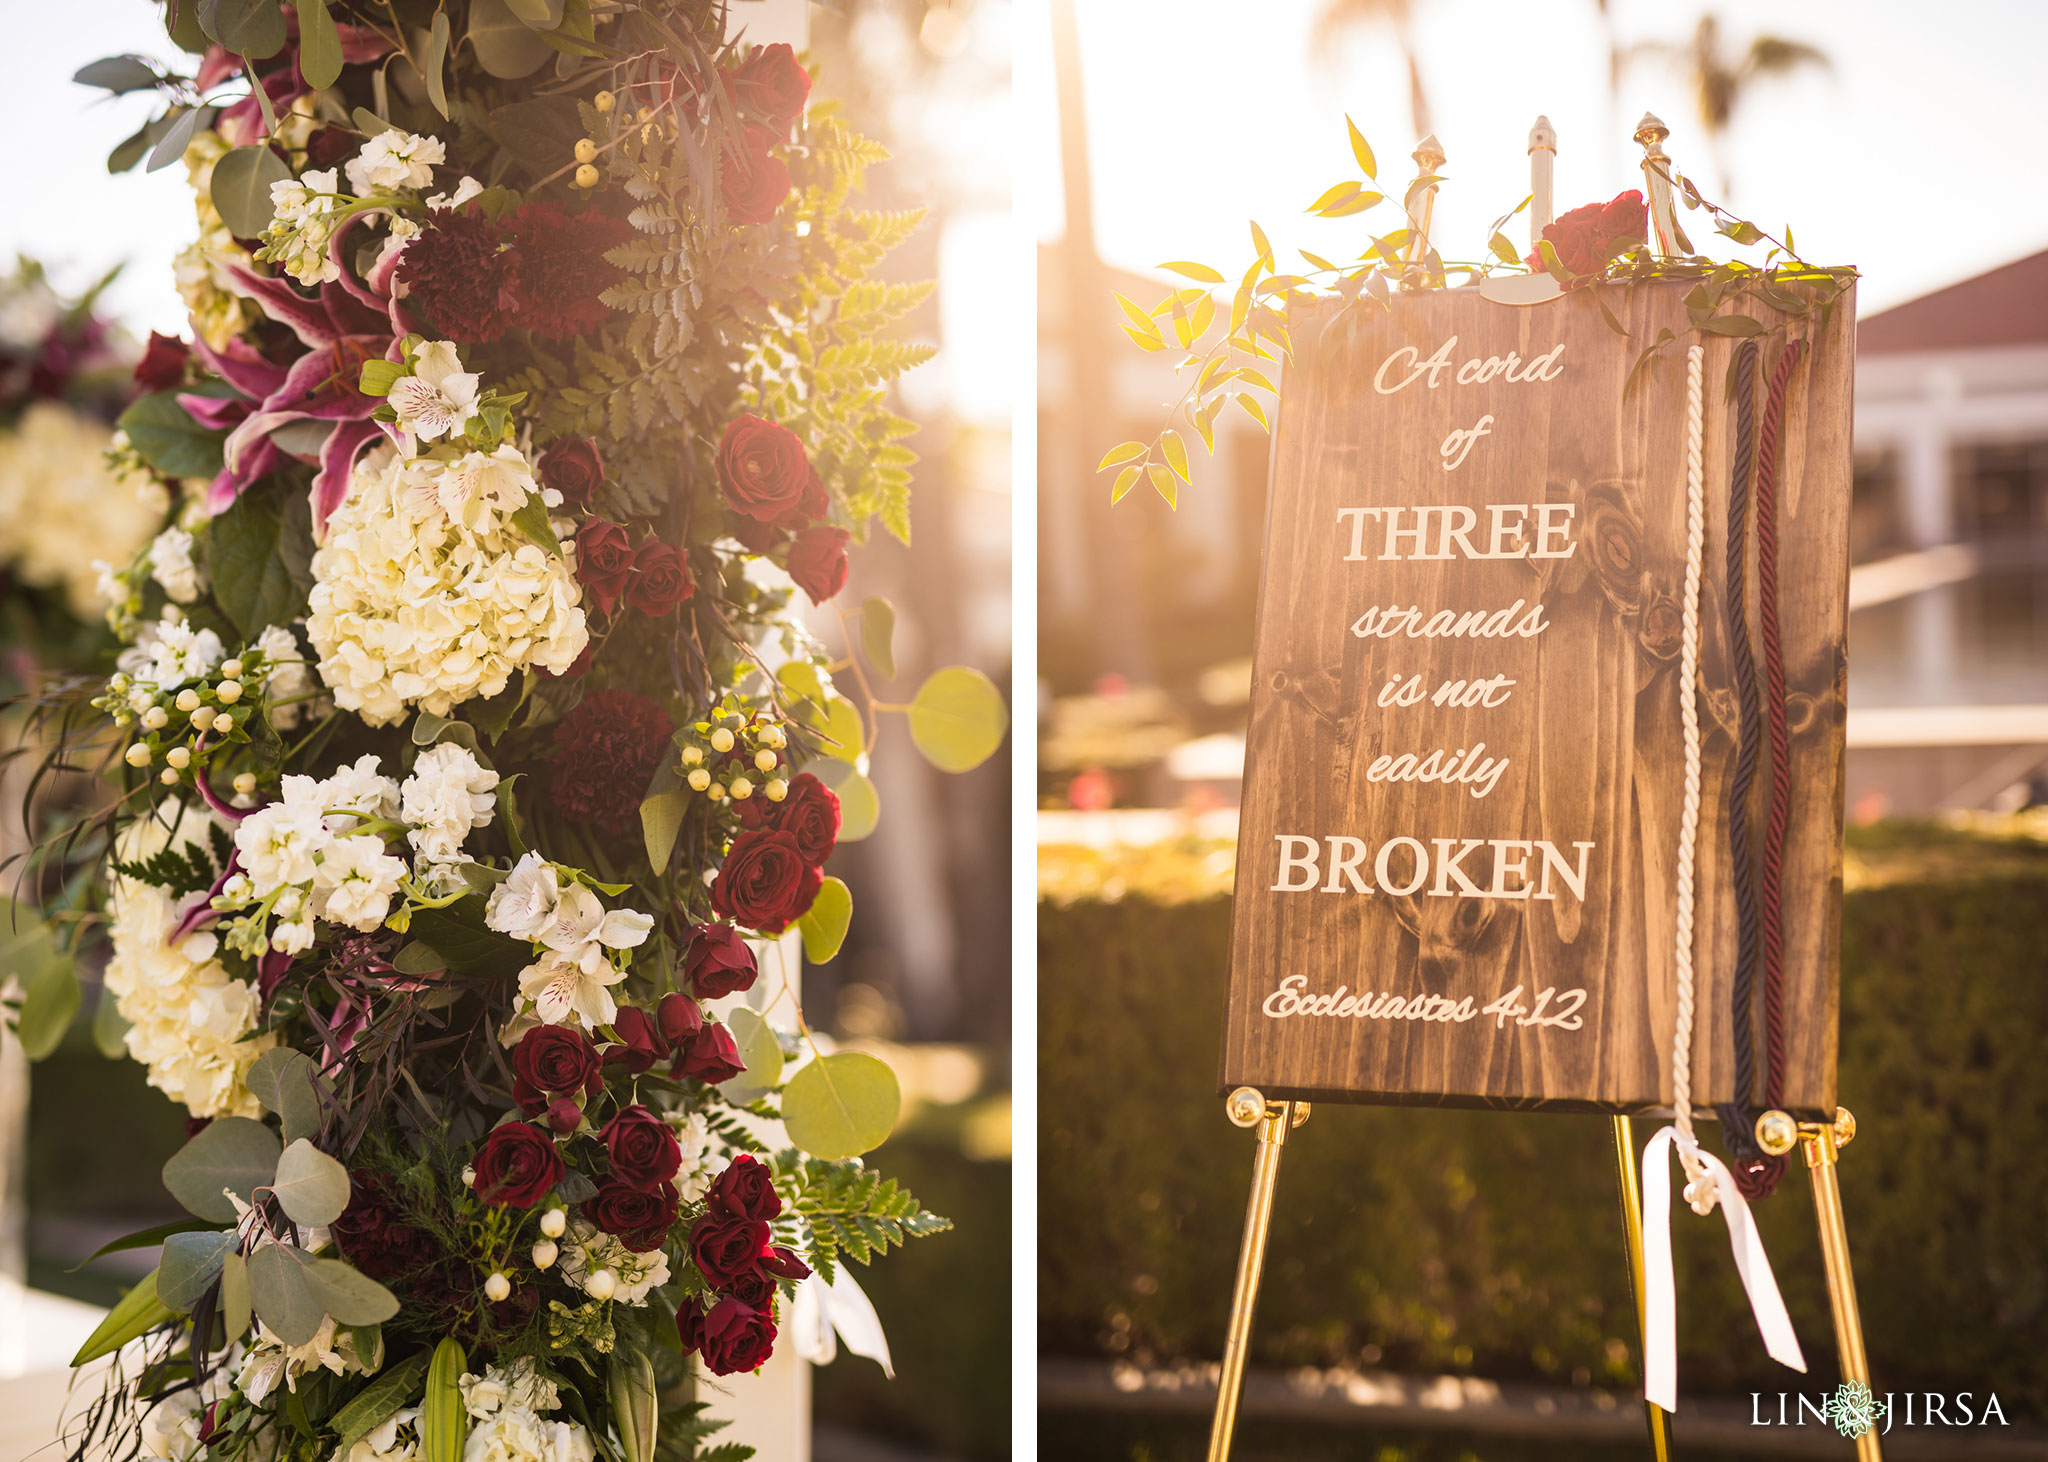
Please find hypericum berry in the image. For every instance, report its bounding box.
[754,749,777,772]
[540,1207,567,1238]
[125,743,152,767]
[688,768,711,792]
[730,776,753,799]
[142,706,169,730]
[461,1166,477,1188]
[759,724,786,750]
[484,1272,512,1302]
[189,708,214,730]
[220,659,243,679]
[765,778,787,802]
[681,745,704,767]
[175,689,202,713]
[594,89,615,113]
[585,1268,618,1301]
[709,728,735,753]
[574,163,599,189]
[705,782,727,802]
[532,1240,559,1270]
[166,747,192,770]
[574,138,597,163]
[233,772,258,796]
[212,712,235,734]
[159,768,180,786]
[216,681,242,704]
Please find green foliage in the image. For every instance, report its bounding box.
[790,1154,951,1273]
[110,821,232,899]
[907,666,1009,772]
[208,480,315,641]
[1039,827,2048,1408]
[71,1270,174,1365]
[120,391,226,479]
[783,1049,897,1159]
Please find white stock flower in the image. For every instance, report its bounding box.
[428,176,484,211]
[486,852,560,940]
[461,1408,595,1462]
[389,342,480,446]
[460,1357,560,1420]
[337,1407,422,1462]
[346,128,447,195]
[235,796,330,896]
[307,445,589,726]
[401,742,499,865]
[312,832,408,930]
[147,526,204,603]
[516,951,627,1032]
[435,444,536,532]
[538,885,654,974]
[264,167,344,286]
[557,1218,671,1306]
[320,753,402,826]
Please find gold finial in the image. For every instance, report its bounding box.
[1401,136,1447,278]
[1754,1109,1798,1157]
[1290,1101,1312,1128]
[1832,1107,1856,1148]
[1226,1087,1265,1128]
[1527,115,1556,244]
[1412,133,1446,172]
[1634,112,1679,256]
[1633,111,1670,153]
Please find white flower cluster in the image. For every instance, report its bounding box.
[0,403,160,616]
[226,755,407,954]
[256,622,321,730]
[402,741,501,884]
[307,443,588,727]
[138,1371,238,1462]
[236,1315,371,1405]
[104,802,274,1118]
[174,129,255,351]
[556,1217,671,1306]
[337,1407,422,1462]
[486,852,653,1032]
[347,129,446,196]
[670,1110,718,1203]
[147,525,205,603]
[457,1358,594,1462]
[264,167,345,286]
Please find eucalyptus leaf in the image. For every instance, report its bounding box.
[502,0,564,28]
[210,484,313,639]
[198,0,286,58]
[119,392,225,479]
[210,145,291,239]
[858,596,896,680]
[782,1051,900,1160]
[72,1270,173,1365]
[392,941,448,976]
[294,0,342,89]
[467,0,553,78]
[162,1117,281,1223]
[795,876,851,964]
[798,693,863,765]
[640,789,687,872]
[305,1257,400,1325]
[247,1048,328,1143]
[272,1138,351,1228]
[719,1007,782,1102]
[221,1251,252,1342]
[352,106,393,136]
[108,119,160,173]
[424,10,452,118]
[17,953,80,1061]
[246,1243,322,1345]
[907,666,1008,773]
[159,1229,238,1313]
[73,1216,214,1270]
[75,56,162,93]
[168,0,212,52]
[146,105,204,173]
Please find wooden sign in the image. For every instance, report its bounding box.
[1222,280,1855,1115]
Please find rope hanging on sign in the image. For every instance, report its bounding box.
[1717,340,1768,1179]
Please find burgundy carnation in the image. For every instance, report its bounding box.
[331,1171,434,1281]
[708,1152,780,1221]
[773,772,841,865]
[504,201,632,340]
[676,1022,745,1085]
[396,202,511,343]
[717,414,813,523]
[1532,190,1648,280]
[721,125,792,225]
[786,526,850,606]
[602,1104,683,1191]
[538,436,606,509]
[574,517,635,617]
[627,540,694,616]
[512,1025,603,1115]
[133,332,190,393]
[603,1005,664,1074]
[733,43,811,132]
[710,827,822,933]
[690,1212,772,1288]
[684,923,759,1000]
[550,689,673,831]
[657,990,704,1047]
[584,1178,680,1251]
[473,1123,563,1208]
[678,1295,778,1375]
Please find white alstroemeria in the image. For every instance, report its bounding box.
[517,951,628,1031]
[460,1357,560,1420]
[346,128,447,196]
[389,341,480,445]
[236,1315,364,1405]
[539,885,654,975]
[428,176,485,211]
[337,1406,423,1462]
[556,1218,670,1306]
[460,1407,595,1462]
[147,527,204,603]
[313,833,408,931]
[436,444,538,533]
[789,1265,895,1376]
[486,852,561,941]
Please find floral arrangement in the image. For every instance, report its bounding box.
[16,4,1007,1461]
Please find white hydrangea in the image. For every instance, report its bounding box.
[263,167,344,286]
[104,802,274,1118]
[556,1218,671,1307]
[346,128,447,196]
[255,623,319,730]
[400,742,499,866]
[460,1408,595,1462]
[460,1357,560,1420]
[147,526,204,603]
[307,445,589,727]
[336,1407,421,1462]
[0,402,160,616]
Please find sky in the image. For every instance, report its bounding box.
[1021,0,2048,317]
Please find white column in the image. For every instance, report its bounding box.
[1900,419,1951,549]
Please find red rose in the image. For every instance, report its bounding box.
[684,923,759,1001]
[733,43,811,132]
[708,1152,780,1221]
[538,436,606,509]
[602,1105,682,1191]
[584,1179,680,1251]
[728,515,786,556]
[678,1295,778,1375]
[676,1022,745,1085]
[545,1097,583,1135]
[797,466,827,523]
[690,1211,772,1288]
[575,518,635,617]
[512,1026,602,1116]
[134,332,190,393]
[727,1244,810,1307]
[603,1006,664,1074]
[656,991,704,1046]
[717,415,813,524]
[627,540,694,616]
[774,773,841,866]
[786,526,850,606]
[473,1123,563,1209]
[1533,190,1648,280]
[710,828,822,933]
[721,125,791,225]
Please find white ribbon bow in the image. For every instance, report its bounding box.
[1640,1125,1806,1410]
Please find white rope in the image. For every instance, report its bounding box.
[1669,343,1717,1216]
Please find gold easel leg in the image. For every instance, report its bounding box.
[1206,1087,1308,1462]
[1802,1108,1882,1462]
[1610,1115,1673,1461]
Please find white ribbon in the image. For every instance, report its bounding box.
[1640,1125,1806,1410]
[788,1265,895,1377]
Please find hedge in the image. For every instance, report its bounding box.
[1038,823,2048,1414]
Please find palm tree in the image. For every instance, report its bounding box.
[1626,14,1829,196]
[1313,0,1432,144]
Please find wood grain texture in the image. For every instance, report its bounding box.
[1222,280,1854,1117]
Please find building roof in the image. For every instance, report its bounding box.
[1859,248,2048,355]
